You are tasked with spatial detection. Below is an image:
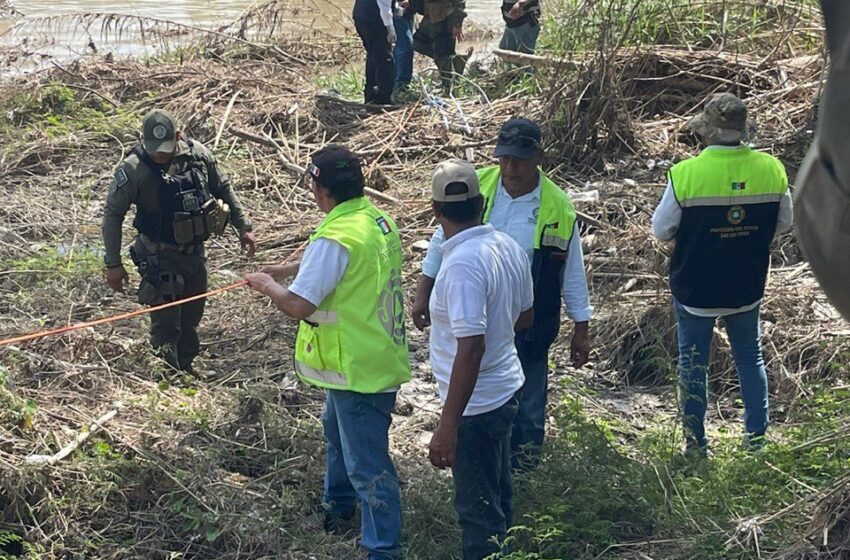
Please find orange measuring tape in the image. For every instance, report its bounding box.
[0,280,249,348]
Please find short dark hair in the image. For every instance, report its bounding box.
[314,177,364,203]
[435,194,484,224]
[309,144,364,203]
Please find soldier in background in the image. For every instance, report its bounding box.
[411,0,468,91]
[102,109,255,374]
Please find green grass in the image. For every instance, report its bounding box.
[7,245,103,280]
[314,66,365,101]
[539,0,822,55]
[0,82,139,141]
[0,528,42,560]
[500,389,850,559]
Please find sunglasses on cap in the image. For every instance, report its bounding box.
[497,130,540,149]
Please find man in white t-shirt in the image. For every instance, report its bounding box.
[426,159,534,560]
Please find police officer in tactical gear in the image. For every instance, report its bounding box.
[102,109,255,373]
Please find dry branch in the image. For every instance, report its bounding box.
[24,409,118,466]
[229,127,402,205]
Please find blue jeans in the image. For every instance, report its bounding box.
[510,338,549,471]
[393,13,414,88]
[453,394,519,560]
[674,300,769,448]
[322,390,403,560]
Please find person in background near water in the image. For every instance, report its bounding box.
[500,0,542,54]
[412,117,592,473]
[652,93,793,457]
[353,0,397,105]
[102,109,255,374]
[410,0,468,92]
[245,145,410,560]
[393,0,415,100]
[425,159,534,560]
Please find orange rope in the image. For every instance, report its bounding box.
[0,280,249,348]
[0,230,310,349]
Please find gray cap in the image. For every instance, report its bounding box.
[142,109,177,154]
[432,159,479,202]
[687,93,748,144]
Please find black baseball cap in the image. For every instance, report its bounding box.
[493,117,542,160]
[308,145,364,191]
[142,109,177,154]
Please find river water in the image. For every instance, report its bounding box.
[1,0,502,60]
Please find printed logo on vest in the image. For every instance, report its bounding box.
[378,268,406,346]
[376,216,392,235]
[727,206,746,225]
[731,182,747,191]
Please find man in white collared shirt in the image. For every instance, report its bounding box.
[246,145,409,560]
[412,117,592,472]
[426,158,533,560]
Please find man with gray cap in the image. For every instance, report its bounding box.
[102,109,255,374]
[652,93,793,456]
[426,158,533,560]
[412,117,591,473]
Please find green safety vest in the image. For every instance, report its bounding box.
[668,146,787,308]
[478,166,577,358]
[294,197,411,393]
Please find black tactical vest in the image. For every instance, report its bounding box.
[131,143,214,246]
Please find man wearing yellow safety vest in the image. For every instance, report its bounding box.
[652,93,793,456]
[245,145,410,560]
[412,117,592,472]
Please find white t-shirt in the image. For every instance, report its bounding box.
[421,177,593,323]
[429,224,534,416]
[289,238,350,307]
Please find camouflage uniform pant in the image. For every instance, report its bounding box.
[413,19,467,91]
[133,237,208,372]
